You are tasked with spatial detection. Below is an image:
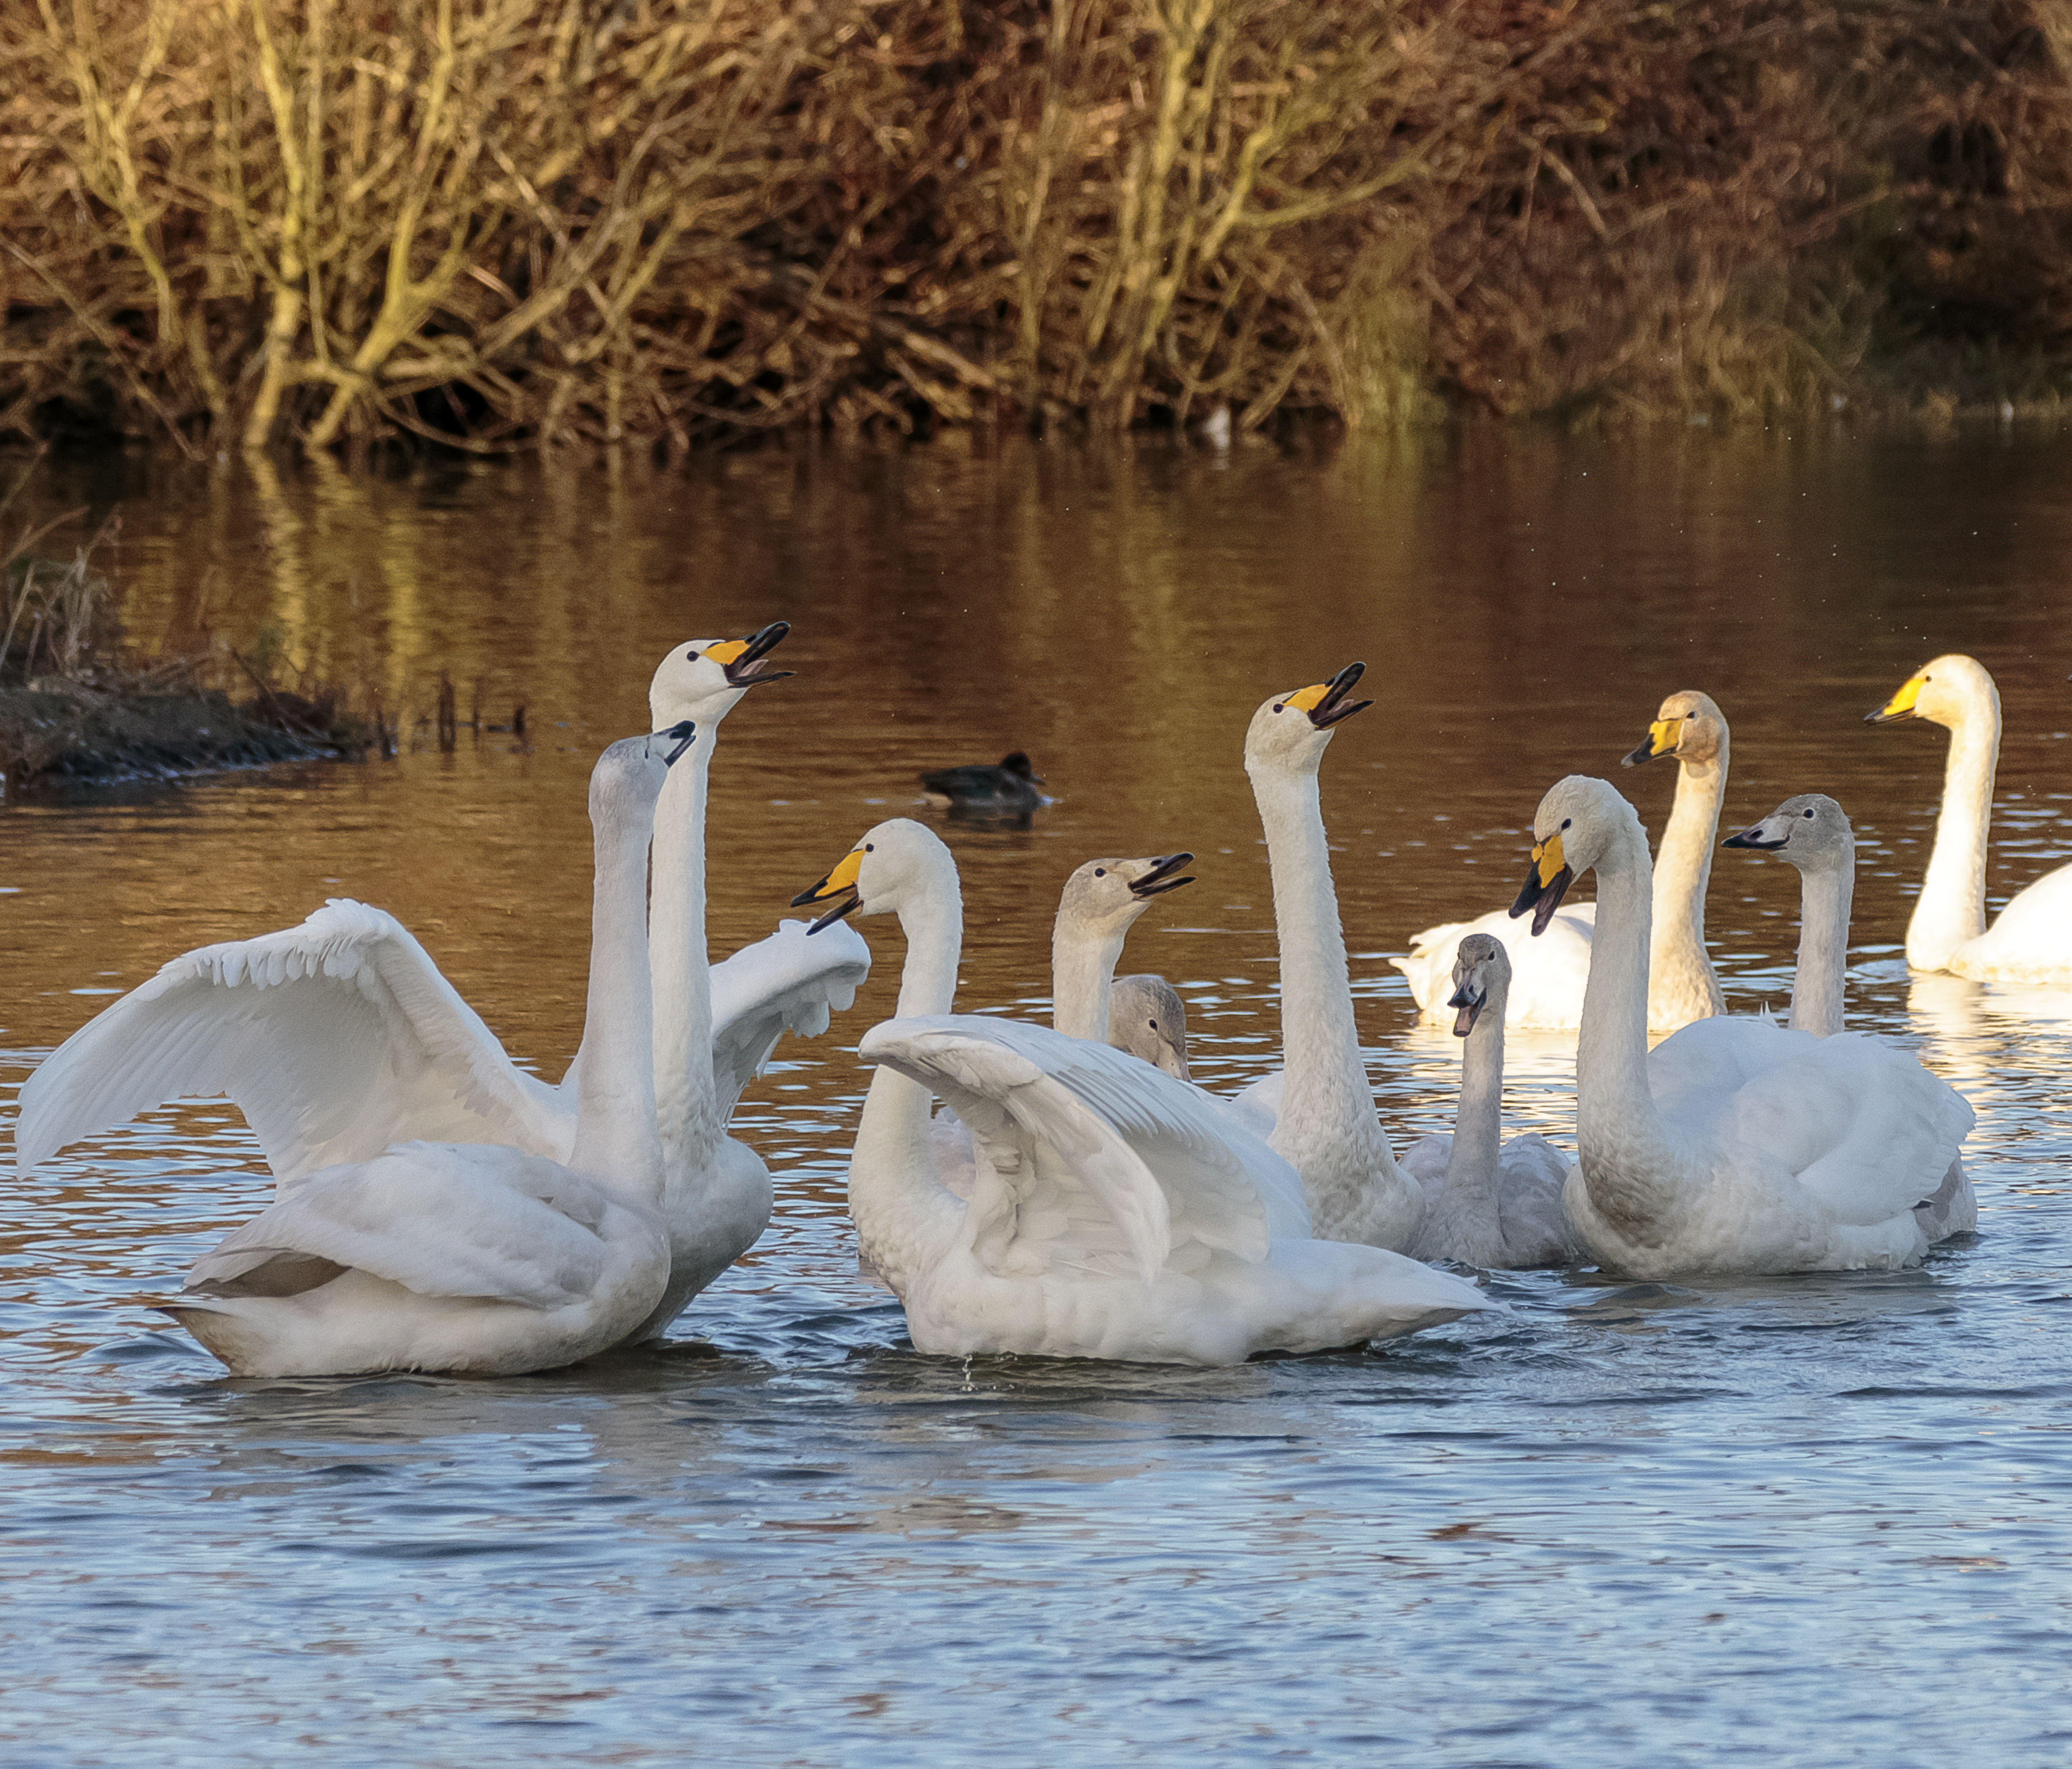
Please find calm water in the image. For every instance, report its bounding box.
[4,430,2070,1766]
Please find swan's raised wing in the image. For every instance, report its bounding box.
[708,919,871,1119]
[860,1015,1305,1284]
[187,1142,664,1308]
[15,900,572,1188]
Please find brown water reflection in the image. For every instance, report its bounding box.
[11,427,2072,1069]
[6,429,2072,1764]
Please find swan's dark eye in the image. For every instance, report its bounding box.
[1561,818,1572,830]
[1147,1019,1159,1030]
[1803,807,1815,818]
[864,843,874,853]
[1271,703,1285,713]
[1094,867,1106,877]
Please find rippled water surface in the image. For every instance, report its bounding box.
[4,430,2070,1766]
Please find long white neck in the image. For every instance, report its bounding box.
[1575,819,1678,1216]
[1647,745,1726,1024]
[850,861,964,1291]
[569,797,663,1200]
[1441,982,1508,1210]
[650,734,720,1178]
[1790,860,1854,1037]
[1910,699,1998,971]
[1052,916,1129,1041]
[1247,758,1397,1176]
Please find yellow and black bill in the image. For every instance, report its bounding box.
[705,621,795,688]
[1864,671,1925,724]
[1622,716,1682,768]
[1278,662,1373,730]
[791,845,865,933]
[1509,831,1575,937]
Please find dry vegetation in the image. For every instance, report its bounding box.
[4,0,2072,454]
[0,454,368,784]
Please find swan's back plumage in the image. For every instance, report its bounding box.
[15,899,570,1185]
[1647,1018,1974,1227]
[190,1141,648,1308]
[1392,904,1596,1030]
[862,1016,1310,1283]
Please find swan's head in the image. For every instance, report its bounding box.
[1445,932,1512,1038]
[1243,662,1372,774]
[1055,852,1196,939]
[1511,775,1638,935]
[649,622,793,729]
[590,720,696,820]
[1623,689,1727,769]
[792,817,954,932]
[1865,653,1997,732]
[1109,973,1193,1082]
[1724,791,1855,875]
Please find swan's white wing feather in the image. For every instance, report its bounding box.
[860,1015,1304,1284]
[1225,1067,1284,1140]
[1648,1017,1973,1227]
[1392,904,1596,1029]
[707,919,871,1119]
[15,900,571,1186]
[188,1142,640,1308]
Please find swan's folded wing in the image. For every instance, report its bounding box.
[187,1142,654,1307]
[860,1016,1301,1284]
[15,900,571,1187]
[708,919,871,1119]
[1721,1034,1975,1226]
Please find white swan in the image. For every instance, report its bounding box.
[159,729,690,1377]
[1512,775,1975,1277]
[1867,653,2072,980]
[1393,690,1731,1032]
[1233,662,1425,1251]
[15,628,869,1340]
[791,818,1494,1365]
[1400,934,1579,1269]
[638,628,870,1334]
[1109,975,1192,1081]
[1722,790,1978,1238]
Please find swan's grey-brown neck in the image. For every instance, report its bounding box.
[1622,689,1728,1029]
[568,728,689,1191]
[1243,664,1422,1251]
[1867,653,1998,972]
[1431,934,1507,1223]
[1050,852,1195,1046]
[1724,792,1856,1037]
[793,818,966,1291]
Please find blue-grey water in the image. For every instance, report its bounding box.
[3,429,2069,1766]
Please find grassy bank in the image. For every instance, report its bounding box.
[5,0,2072,454]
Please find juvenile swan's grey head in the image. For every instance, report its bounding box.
[1108,974,1192,1082]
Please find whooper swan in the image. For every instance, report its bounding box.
[1510,775,1974,1277]
[790,818,1493,1365]
[157,728,692,1377]
[1867,653,2072,982]
[1400,934,1580,1269]
[1394,690,1732,1033]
